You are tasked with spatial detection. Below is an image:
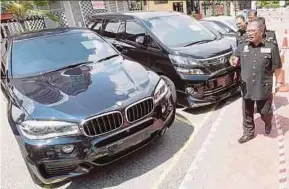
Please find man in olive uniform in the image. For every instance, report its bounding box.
[256,17,278,47]
[248,10,258,22]
[230,19,283,144]
[235,15,248,46]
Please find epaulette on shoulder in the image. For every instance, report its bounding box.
[265,38,277,45]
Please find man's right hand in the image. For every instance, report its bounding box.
[229,56,239,67]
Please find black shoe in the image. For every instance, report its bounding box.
[238,135,255,144]
[265,124,272,135]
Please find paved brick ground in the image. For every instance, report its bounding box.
[178,92,289,189]
[178,8,289,189]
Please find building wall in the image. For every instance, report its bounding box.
[144,1,187,14]
[69,1,85,27]
[77,0,129,26]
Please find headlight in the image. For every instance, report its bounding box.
[168,54,204,75]
[154,79,169,103]
[19,120,80,140]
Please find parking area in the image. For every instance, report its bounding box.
[1,7,289,189]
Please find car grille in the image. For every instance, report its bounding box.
[44,162,78,176]
[199,52,232,73]
[126,98,154,123]
[81,112,123,136]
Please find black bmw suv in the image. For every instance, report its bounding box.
[1,28,176,186]
[87,11,241,108]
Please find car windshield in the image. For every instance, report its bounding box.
[12,30,118,78]
[143,14,216,47]
[201,21,227,35]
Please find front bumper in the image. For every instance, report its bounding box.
[177,69,241,108]
[16,94,175,185]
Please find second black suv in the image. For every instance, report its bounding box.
[87,11,240,108]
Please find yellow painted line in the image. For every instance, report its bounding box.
[150,105,217,189]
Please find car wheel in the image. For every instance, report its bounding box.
[24,161,46,187]
[160,75,177,105]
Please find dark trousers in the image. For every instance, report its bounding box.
[242,97,273,136]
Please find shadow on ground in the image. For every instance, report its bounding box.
[255,114,289,138]
[254,94,289,138]
[273,95,289,111]
[48,119,194,189]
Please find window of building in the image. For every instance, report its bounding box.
[154,0,168,4]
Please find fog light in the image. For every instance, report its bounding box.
[62,145,75,153]
[161,105,167,113]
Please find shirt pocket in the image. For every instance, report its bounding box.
[240,52,250,67]
[261,82,273,98]
[259,53,271,67]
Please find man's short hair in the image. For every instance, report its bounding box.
[236,14,245,21]
[248,9,258,17]
[255,17,266,25]
[248,18,264,31]
[252,17,266,31]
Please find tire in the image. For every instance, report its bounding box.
[160,75,177,105]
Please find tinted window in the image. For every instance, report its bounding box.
[143,14,216,47]
[212,20,234,33]
[12,31,118,78]
[89,19,103,33]
[124,21,146,43]
[103,19,121,38]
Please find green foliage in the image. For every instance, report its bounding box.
[256,0,280,8]
[1,1,59,30]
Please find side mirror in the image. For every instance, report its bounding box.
[135,35,145,45]
[225,28,230,33]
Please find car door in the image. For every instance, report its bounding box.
[115,19,150,67]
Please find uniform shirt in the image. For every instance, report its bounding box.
[236,30,248,46]
[233,40,282,100]
[265,30,277,43]
[264,30,280,52]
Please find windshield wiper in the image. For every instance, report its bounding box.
[42,61,95,75]
[183,39,214,47]
[96,54,120,63]
[32,54,120,76]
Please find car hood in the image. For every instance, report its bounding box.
[11,56,159,121]
[171,38,232,59]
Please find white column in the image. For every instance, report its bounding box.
[115,0,119,12]
[230,1,235,16]
[251,1,256,10]
[62,1,76,27]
